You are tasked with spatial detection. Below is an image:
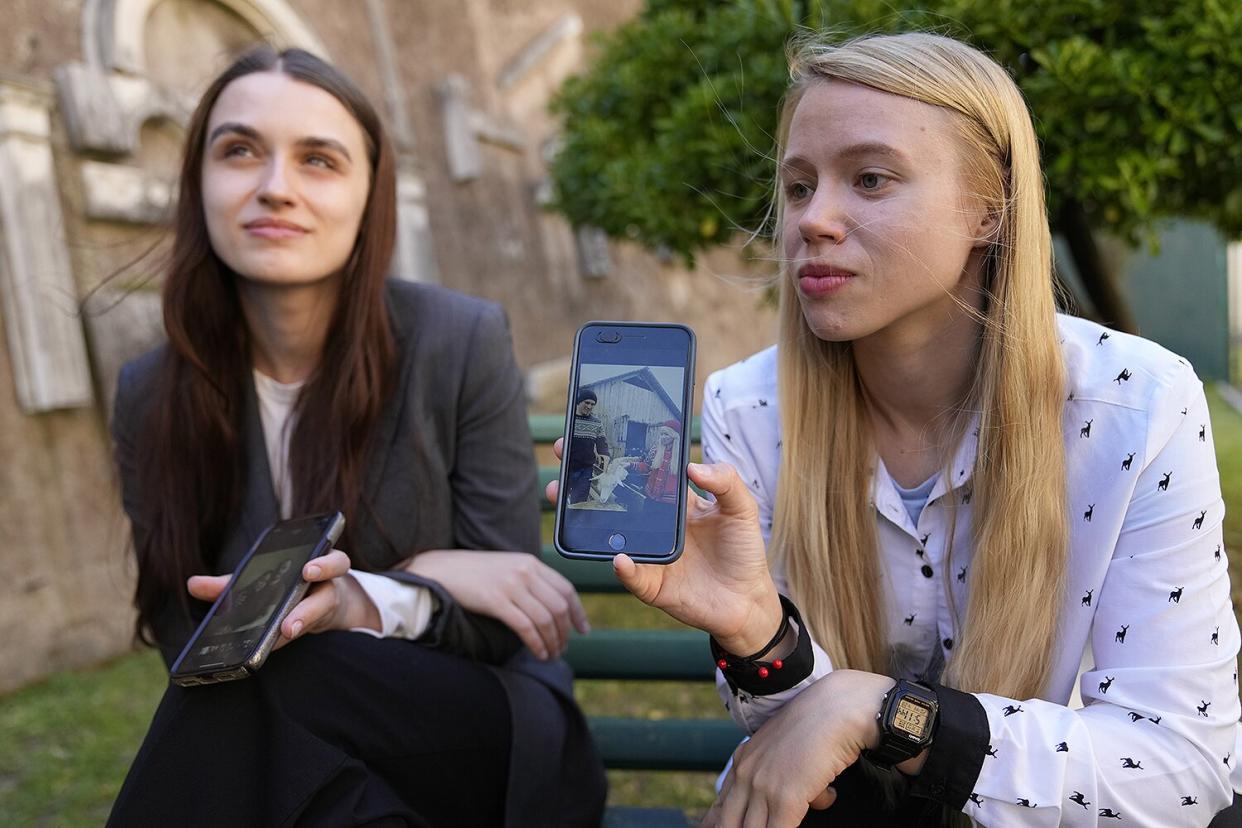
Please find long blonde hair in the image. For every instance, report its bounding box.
[770,32,1068,700]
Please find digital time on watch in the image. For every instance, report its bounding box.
[863,679,940,769]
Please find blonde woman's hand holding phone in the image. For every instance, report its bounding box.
[547,438,781,655]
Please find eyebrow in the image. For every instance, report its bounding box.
[781,142,909,171]
[207,122,354,163]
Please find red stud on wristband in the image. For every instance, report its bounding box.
[757,666,770,679]
[717,658,729,670]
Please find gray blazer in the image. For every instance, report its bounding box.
[113,279,604,826]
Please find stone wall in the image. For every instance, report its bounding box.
[0,0,778,694]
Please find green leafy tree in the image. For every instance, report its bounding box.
[550,0,1242,330]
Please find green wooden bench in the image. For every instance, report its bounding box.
[530,414,741,826]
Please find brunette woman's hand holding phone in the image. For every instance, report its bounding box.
[186,548,380,649]
[547,438,783,656]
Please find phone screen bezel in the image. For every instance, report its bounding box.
[554,322,696,564]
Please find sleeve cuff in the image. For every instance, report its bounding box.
[907,684,990,810]
[348,569,438,640]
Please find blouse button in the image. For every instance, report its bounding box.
[921,564,934,578]
[943,638,954,650]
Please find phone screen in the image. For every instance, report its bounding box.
[179,544,314,670]
[557,323,694,561]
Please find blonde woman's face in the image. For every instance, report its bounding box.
[780,80,992,344]
[201,72,371,288]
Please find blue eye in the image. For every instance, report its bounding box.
[223,143,253,158]
[306,154,334,169]
[786,181,813,200]
[858,172,886,190]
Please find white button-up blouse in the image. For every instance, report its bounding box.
[701,313,1239,825]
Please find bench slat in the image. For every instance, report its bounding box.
[567,629,714,681]
[603,806,696,828]
[588,717,740,772]
[540,545,627,593]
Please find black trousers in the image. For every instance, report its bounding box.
[108,632,513,828]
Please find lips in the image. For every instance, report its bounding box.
[797,264,856,298]
[243,218,309,239]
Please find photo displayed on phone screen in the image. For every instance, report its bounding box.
[559,324,694,560]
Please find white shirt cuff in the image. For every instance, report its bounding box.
[348,569,438,640]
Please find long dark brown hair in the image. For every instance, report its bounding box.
[133,47,398,646]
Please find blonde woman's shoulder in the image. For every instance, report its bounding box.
[1057,313,1199,410]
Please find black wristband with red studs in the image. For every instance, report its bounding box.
[710,594,814,696]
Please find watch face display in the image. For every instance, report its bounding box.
[893,697,933,740]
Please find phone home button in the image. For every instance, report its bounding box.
[608,533,626,551]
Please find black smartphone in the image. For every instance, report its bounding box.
[554,322,696,564]
[169,511,345,686]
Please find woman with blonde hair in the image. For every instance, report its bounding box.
[553,30,1237,826]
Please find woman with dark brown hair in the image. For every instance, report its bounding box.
[107,47,604,827]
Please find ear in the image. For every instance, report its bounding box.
[972,209,1000,248]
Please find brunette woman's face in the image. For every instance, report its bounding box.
[780,81,992,344]
[201,71,371,288]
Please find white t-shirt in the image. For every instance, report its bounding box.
[701,314,1239,824]
[253,369,435,639]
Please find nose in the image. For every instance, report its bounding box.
[256,155,296,208]
[796,185,848,247]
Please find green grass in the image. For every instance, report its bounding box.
[4,385,1241,824]
[0,648,165,827]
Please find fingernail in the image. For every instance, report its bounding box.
[691,462,711,479]
[306,565,321,579]
[291,620,304,638]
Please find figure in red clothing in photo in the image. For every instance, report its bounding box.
[632,419,682,525]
